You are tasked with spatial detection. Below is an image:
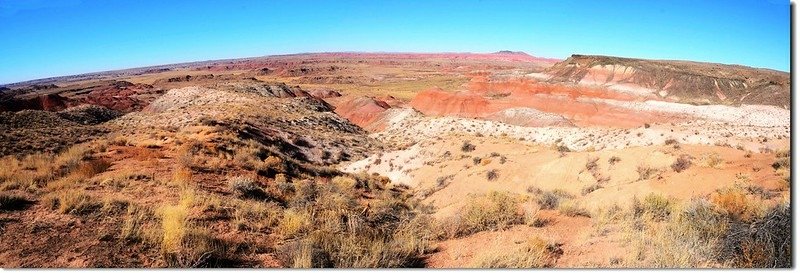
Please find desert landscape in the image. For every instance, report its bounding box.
[0,50,791,268]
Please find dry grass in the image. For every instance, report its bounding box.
[0,193,30,211]
[46,189,101,215]
[671,154,693,173]
[277,208,312,238]
[771,149,790,170]
[121,205,158,244]
[232,200,282,232]
[557,200,590,217]
[531,188,573,210]
[608,190,789,268]
[469,236,560,268]
[711,188,763,222]
[636,164,658,181]
[277,175,432,268]
[438,191,522,238]
[172,167,193,188]
[704,153,724,168]
[159,199,227,267]
[631,193,674,221]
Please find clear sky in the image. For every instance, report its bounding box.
[0,0,790,84]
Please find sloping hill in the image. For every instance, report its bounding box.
[544,55,790,108]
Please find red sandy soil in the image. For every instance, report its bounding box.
[328,96,393,131]
[410,77,680,128]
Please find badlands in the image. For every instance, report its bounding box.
[0,52,791,268]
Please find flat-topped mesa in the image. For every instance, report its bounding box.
[545,54,790,108]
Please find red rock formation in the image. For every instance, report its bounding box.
[0,94,70,112]
[410,88,498,118]
[329,96,392,131]
[410,80,681,128]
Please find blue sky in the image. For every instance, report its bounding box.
[0,0,790,84]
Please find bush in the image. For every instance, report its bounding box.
[49,190,101,215]
[581,184,602,196]
[664,138,678,145]
[534,189,573,210]
[277,178,432,268]
[705,153,724,168]
[641,194,673,221]
[711,188,763,222]
[671,154,693,173]
[228,176,268,200]
[636,164,658,181]
[0,194,31,211]
[443,192,522,238]
[557,200,590,217]
[720,203,790,267]
[461,141,476,152]
[277,208,312,238]
[585,156,599,172]
[608,156,621,165]
[486,169,499,181]
[771,157,789,170]
[469,236,560,268]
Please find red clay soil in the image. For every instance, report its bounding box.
[0,93,70,111]
[81,82,153,112]
[410,78,681,128]
[328,96,393,131]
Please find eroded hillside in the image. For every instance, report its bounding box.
[0,52,791,268]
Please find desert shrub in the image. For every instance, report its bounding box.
[581,184,602,196]
[442,192,522,238]
[771,157,789,170]
[277,178,432,268]
[160,203,228,267]
[227,176,271,201]
[711,188,763,222]
[486,169,499,181]
[705,153,724,168]
[585,156,599,172]
[671,154,693,173]
[48,189,101,215]
[608,156,621,165]
[636,164,658,180]
[102,197,131,214]
[664,138,678,145]
[233,200,282,232]
[557,200,590,217]
[743,184,778,200]
[74,159,112,178]
[469,236,560,268]
[556,145,571,153]
[472,157,482,165]
[521,199,545,227]
[277,208,312,238]
[534,189,573,210]
[121,205,158,244]
[629,194,674,221]
[172,167,193,187]
[0,193,31,211]
[619,194,789,268]
[719,203,790,268]
[461,141,476,152]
